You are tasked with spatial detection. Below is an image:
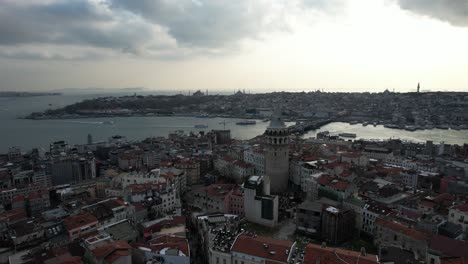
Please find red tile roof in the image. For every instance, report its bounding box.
[138,235,189,256]
[455,204,468,212]
[441,257,468,264]
[303,243,379,264]
[375,218,430,241]
[63,212,98,231]
[44,253,83,264]
[420,199,437,208]
[0,208,27,223]
[318,176,350,191]
[127,183,166,193]
[231,234,294,263]
[430,235,468,257]
[92,240,131,264]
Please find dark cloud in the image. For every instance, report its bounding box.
[0,0,342,59]
[0,1,158,53]
[110,0,278,47]
[398,0,468,27]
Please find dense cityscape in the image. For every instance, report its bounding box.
[1,106,468,264]
[2,0,468,263]
[25,90,468,131]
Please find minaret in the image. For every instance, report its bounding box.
[264,107,290,193]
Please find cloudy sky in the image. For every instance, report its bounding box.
[0,0,467,93]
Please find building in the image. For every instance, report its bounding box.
[303,243,379,264]
[87,240,132,264]
[230,233,296,264]
[214,157,254,183]
[317,176,354,202]
[82,198,129,227]
[50,154,96,186]
[63,212,99,241]
[427,235,468,264]
[133,235,190,264]
[448,203,468,234]
[243,175,278,227]
[189,184,243,215]
[244,148,265,176]
[361,200,391,235]
[264,108,290,193]
[321,206,355,245]
[374,218,430,261]
[121,169,164,188]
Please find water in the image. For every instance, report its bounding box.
[0,94,278,152]
[303,122,468,145]
[1,95,467,152]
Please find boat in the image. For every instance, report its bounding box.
[194,124,208,128]
[262,119,270,122]
[349,121,358,125]
[362,122,368,126]
[236,120,256,125]
[436,125,449,130]
[404,126,417,131]
[102,121,114,125]
[339,133,357,138]
[384,124,398,129]
[373,122,377,127]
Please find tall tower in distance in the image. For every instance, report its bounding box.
[264,107,290,193]
[417,82,420,93]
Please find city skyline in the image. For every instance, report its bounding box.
[1,0,468,92]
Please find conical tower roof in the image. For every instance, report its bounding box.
[268,107,286,129]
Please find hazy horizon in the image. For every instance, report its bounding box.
[1,0,468,93]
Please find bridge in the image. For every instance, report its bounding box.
[288,119,333,134]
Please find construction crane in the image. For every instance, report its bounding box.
[218,120,233,130]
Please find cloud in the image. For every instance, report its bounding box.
[398,0,468,27]
[0,0,343,59]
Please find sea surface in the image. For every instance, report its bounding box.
[0,94,467,152]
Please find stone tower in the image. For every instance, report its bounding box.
[264,107,290,193]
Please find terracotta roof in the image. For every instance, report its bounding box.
[375,218,430,241]
[430,235,468,257]
[11,194,25,203]
[63,212,98,231]
[455,204,468,212]
[441,257,468,264]
[318,176,350,191]
[303,243,379,264]
[92,240,131,264]
[0,208,27,223]
[231,234,294,263]
[196,184,238,198]
[136,235,189,256]
[420,199,437,208]
[144,216,186,233]
[127,183,166,193]
[44,253,83,264]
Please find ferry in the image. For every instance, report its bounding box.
[404,126,417,131]
[349,121,359,125]
[236,120,256,125]
[194,124,208,128]
[339,133,357,138]
[384,124,398,129]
